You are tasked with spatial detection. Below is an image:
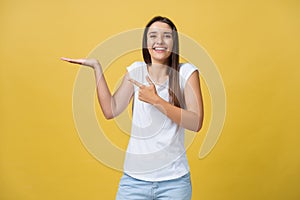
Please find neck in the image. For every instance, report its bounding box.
[147,63,169,84]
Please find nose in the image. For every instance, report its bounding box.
[156,34,164,44]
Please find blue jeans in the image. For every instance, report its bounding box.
[116,173,192,200]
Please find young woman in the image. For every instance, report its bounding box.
[62,16,203,200]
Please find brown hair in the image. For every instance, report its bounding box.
[142,16,183,108]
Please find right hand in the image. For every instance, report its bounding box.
[60,57,101,70]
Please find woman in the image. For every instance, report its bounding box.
[62,16,203,200]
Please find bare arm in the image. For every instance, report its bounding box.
[61,57,134,119]
[129,71,204,132]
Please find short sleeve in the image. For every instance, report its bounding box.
[126,61,144,77]
[179,63,199,92]
[126,62,147,86]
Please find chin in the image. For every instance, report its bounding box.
[151,57,169,64]
[150,54,171,64]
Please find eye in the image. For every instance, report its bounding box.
[149,34,157,39]
[164,34,172,39]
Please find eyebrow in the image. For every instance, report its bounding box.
[148,31,172,34]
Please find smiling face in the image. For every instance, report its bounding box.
[147,21,174,65]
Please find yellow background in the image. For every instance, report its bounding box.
[1,0,300,199]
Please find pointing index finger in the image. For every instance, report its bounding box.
[128,78,144,88]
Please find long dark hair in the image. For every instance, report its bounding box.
[142,16,183,108]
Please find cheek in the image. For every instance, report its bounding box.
[147,39,154,48]
[168,42,173,51]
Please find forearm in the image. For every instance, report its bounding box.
[61,57,125,119]
[153,96,203,132]
[94,65,115,119]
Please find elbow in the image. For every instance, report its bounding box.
[185,113,203,132]
[194,117,203,132]
[104,114,114,120]
[102,101,118,120]
[195,122,203,132]
[102,105,118,120]
[186,119,203,132]
[195,111,204,132]
[103,111,115,120]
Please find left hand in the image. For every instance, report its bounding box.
[128,76,158,105]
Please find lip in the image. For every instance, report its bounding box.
[152,47,168,53]
[153,47,167,50]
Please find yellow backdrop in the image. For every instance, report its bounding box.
[1,0,300,199]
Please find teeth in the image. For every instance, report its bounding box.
[154,47,166,50]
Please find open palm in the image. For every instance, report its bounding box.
[61,57,100,69]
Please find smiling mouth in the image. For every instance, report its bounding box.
[153,47,167,51]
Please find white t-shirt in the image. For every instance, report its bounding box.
[124,61,198,181]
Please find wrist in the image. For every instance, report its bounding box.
[93,62,101,70]
[153,96,167,115]
[152,95,162,106]
[93,63,103,75]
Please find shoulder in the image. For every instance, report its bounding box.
[127,61,146,72]
[179,63,199,75]
[126,61,147,81]
[179,63,199,81]
[179,63,199,91]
